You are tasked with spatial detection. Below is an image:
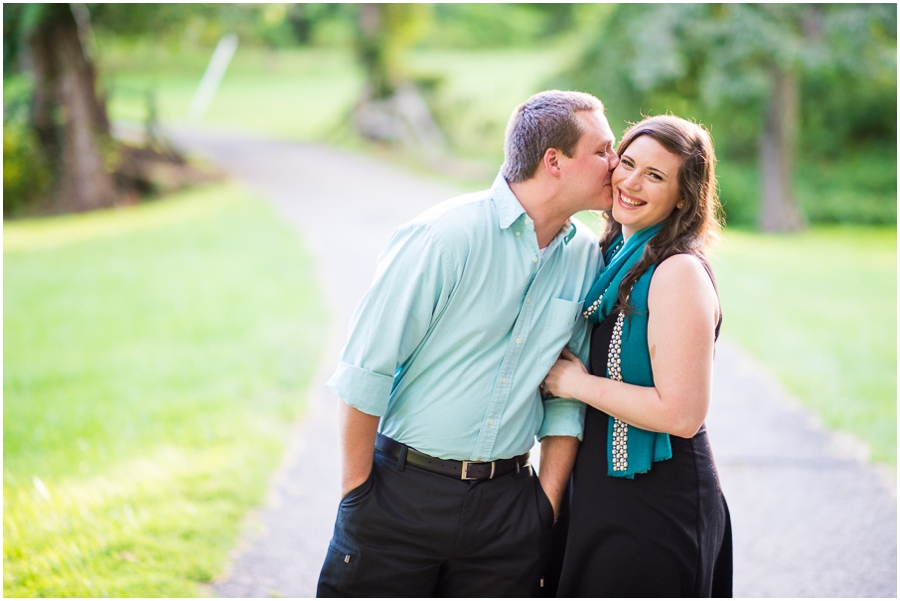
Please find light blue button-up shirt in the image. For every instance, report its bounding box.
[327,174,603,461]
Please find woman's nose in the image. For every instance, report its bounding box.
[622,169,641,189]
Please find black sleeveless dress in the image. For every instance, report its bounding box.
[544,265,733,597]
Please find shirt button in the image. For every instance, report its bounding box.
[526,297,530,303]
[533,256,538,263]
[489,420,495,426]
[516,231,521,236]
[501,378,507,384]
[515,338,521,344]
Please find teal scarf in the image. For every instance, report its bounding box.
[582,223,672,479]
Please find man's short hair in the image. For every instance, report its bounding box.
[501,90,605,183]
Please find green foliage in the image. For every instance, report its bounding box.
[4,184,328,596]
[717,144,897,228]
[715,160,760,228]
[408,48,567,162]
[3,75,51,216]
[3,3,24,72]
[796,144,897,225]
[421,4,577,48]
[710,227,897,465]
[88,3,286,48]
[74,4,584,53]
[801,64,897,149]
[354,4,434,98]
[553,3,896,143]
[550,3,897,227]
[85,3,358,50]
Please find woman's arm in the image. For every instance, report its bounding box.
[542,254,718,438]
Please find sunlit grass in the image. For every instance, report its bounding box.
[101,44,364,139]
[709,226,897,466]
[4,184,329,596]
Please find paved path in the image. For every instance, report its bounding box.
[167,128,896,598]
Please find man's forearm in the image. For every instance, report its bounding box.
[538,435,579,520]
[338,400,380,497]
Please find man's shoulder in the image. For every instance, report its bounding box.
[385,188,494,267]
[404,188,499,252]
[411,188,494,229]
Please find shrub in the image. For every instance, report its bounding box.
[3,114,51,218]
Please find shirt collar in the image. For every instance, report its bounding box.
[491,173,526,230]
[490,172,578,244]
[562,220,577,244]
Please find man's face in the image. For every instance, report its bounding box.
[561,110,619,212]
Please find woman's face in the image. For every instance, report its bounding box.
[611,135,683,238]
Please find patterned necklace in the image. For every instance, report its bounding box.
[608,309,629,472]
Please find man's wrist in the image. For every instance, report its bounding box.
[540,478,565,520]
[341,468,372,498]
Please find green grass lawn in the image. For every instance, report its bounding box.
[4,184,328,596]
[100,42,364,140]
[709,226,897,466]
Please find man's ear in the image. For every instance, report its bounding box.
[543,147,562,177]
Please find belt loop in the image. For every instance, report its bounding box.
[396,444,408,472]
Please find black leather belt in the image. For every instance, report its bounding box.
[375,433,529,481]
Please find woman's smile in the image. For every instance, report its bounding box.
[617,190,646,208]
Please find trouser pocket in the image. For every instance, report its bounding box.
[534,478,555,531]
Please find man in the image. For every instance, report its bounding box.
[317,90,619,597]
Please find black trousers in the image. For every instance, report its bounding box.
[317,444,555,597]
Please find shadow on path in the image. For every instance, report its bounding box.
[166,127,896,598]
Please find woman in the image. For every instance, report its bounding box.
[541,115,732,597]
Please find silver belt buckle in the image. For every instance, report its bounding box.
[461,460,495,480]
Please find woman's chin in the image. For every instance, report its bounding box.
[611,207,635,227]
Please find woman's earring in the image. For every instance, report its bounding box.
[676,201,684,210]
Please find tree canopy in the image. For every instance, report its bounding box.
[553,3,897,230]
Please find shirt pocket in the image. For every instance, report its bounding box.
[537,297,583,356]
[547,297,583,331]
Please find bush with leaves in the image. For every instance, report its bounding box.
[3,78,51,217]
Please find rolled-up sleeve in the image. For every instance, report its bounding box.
[538,398,587,439]
[326,222,452,416]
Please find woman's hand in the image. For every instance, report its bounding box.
[542,347,589,400]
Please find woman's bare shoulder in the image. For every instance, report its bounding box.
[650,254,717,308]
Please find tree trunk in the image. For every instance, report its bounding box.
[758,67,806,232]
[27,4,120,213]
[356,4,393,100]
